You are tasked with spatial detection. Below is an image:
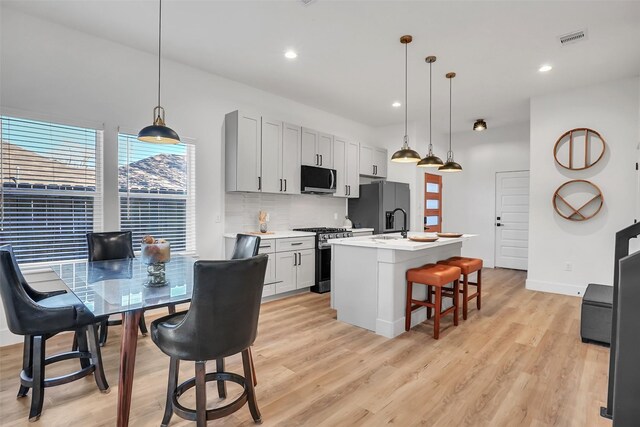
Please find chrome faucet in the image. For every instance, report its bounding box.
[390,208,408,238]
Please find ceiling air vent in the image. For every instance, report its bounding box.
[558,29,588,46]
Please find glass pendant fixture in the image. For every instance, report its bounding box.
[417,56,444,168]
[473,119,487,131]
[391,35,421,163]
[138,0,180,144]
[439,72,462,173]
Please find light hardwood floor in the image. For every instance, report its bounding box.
[0,268,612,426]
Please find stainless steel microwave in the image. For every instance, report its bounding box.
[301,165,336,194]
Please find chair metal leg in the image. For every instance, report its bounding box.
[76,327,91,369]
[242,349,262,424]
[29,335,45,422]
[99,318,109,347]
[87,324,110,393]
[215,358,227,398]
[195,361,207,427]
[138,312,148,336]
[161,357,179,427]
[17,335,33,398]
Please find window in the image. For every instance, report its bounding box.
[424,173,442,232]
[118,133,195,253]
[0,116,103,263]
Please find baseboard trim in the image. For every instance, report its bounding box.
[525,279,587,297]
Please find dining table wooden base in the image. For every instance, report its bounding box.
[117,310,143,427]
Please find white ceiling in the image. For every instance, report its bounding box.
[4,1,640,133]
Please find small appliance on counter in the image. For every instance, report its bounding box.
[292,227,353,293]
[348,181,410,234]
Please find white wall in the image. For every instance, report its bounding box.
[0,7,374,345]
[527,77,640,296]
[441,122,530,267]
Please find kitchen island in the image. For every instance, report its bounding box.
[330,232,476,338]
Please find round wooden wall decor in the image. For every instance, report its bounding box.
[553,128,606,170]
[553,180,604,221]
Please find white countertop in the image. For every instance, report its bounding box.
[223,231,316,240]
[329,232,476,251]
[349,228,374,233]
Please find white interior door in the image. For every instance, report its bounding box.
[495,171,530,270]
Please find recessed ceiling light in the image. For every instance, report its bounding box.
[284,50,298,59]
[392,101,402,108]
[539,64,553,72]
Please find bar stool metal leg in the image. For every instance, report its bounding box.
[29,335,45,422]
[195,361,207,426]
[87,324,110,393]
[405,281,413,331]
[453,280,460,326]
[434,287,442,340]
[242,349,262,424]
[161,357,179,427]
[17,335,33,398]
[216,358,227,398]
[462,273,469,320]
[477,270,482,310]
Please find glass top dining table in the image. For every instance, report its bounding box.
[50,255,197,427]
[51,255,196,317]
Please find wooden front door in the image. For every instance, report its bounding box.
[424,173,442,232]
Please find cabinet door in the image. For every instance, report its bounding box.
[236,112,261,191]
[359,144,374,176]
[317,132,333,168]
[296,249,315,289]
[346,141,360,198]
[264,253,276,285]
[301,127,319,167]
[282,123,301,194]
[275,251,297,294]
[374,148,388,178]
[333,136,347,197]
[261,117,282,193]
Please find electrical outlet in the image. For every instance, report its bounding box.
[564,262,573,271]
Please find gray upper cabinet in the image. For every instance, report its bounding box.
[359,144,388,178]
[334,138,360,198]
[261,117,283,193]
[225,110,261,192]
[302,127,333,168]
[281,123,301,194]
[226,111,301,194]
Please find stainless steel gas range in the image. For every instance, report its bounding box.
[292,227,353,293]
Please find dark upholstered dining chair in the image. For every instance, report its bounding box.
[86,231,148,344]
[151,255,268,426]
[231,234,261,259]
[0,245,109,422]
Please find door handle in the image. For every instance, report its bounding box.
[280,178,283,192]
[293,253,297,266]
[258,176,262,191]
[284,179,287,192]
[372,165,376,175]
[315,154,319,165]
[298,252,301,265]
[320,154,323,166]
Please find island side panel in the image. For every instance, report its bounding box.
[375,242,462,338]
[332,244,379,332]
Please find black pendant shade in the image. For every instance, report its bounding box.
[391,35,421,163]
[138,0,180,145]
[417,55,444,168]
[473,119,487,131]
[439,71,462,173]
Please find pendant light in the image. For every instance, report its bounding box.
[138,0,180,144]
[439,72,462,172]
[391,35,421,163]
[473,119,487,131]
[417,56,444,168]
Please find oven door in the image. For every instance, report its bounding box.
[313,246,331,293]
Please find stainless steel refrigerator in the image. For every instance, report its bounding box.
[348,181,410,234]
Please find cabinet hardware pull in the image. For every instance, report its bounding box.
[284,179,287,192]
[258,176,262,190]
[280,179,283,192]
[259,245,270,249]
[316,154,319,165]
[298,252,301,265]
[294,253,297,266]
[320,154,323,166]
[292,242,303,246]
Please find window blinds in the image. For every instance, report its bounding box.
[0,116,103,263]
[118,133,195,253]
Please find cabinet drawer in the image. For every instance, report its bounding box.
[275,237,315,252]
[262,284,276,298]
[258,240,275,254]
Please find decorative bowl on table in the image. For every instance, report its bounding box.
[141,236,170,287]
[408,235,439,243]
[436,232,463,238]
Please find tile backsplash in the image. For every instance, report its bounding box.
[225,192,347,232]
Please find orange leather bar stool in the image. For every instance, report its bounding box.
[405,264,461,339]
[438,257,483,320]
